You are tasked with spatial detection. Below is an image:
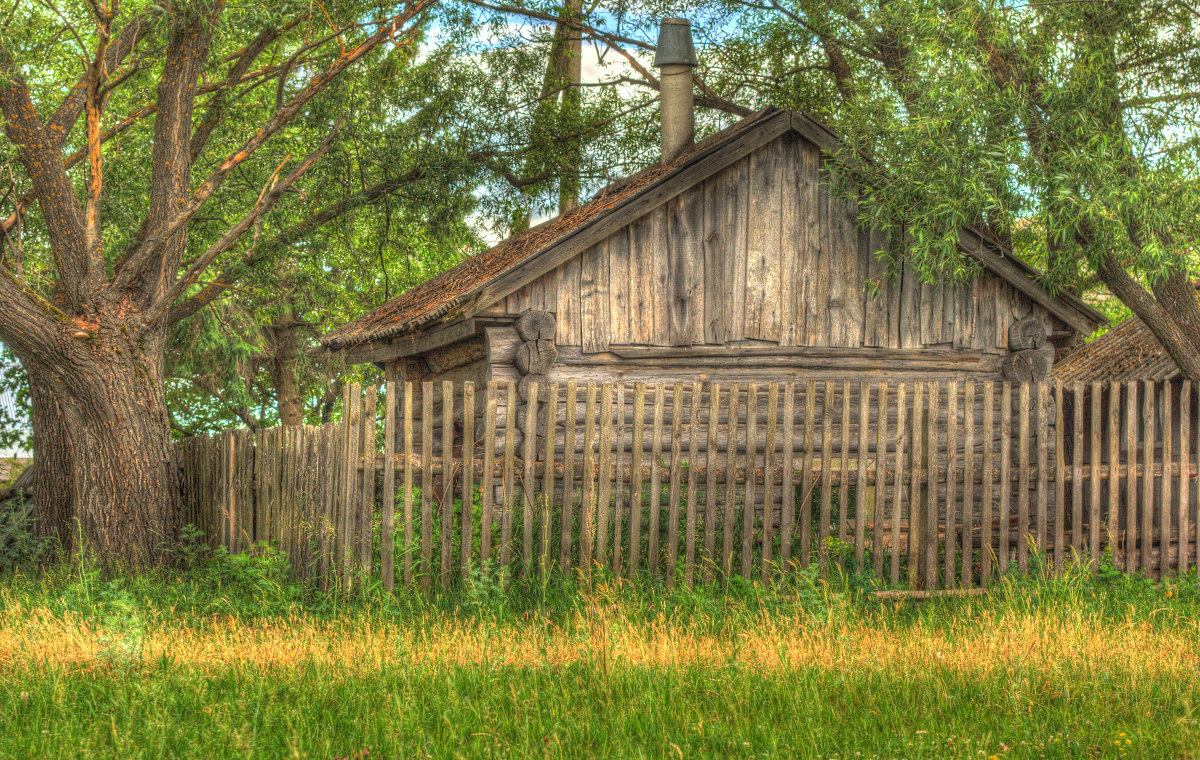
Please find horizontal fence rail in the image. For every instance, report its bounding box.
[178,379,1200,591]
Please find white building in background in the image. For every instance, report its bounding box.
[0,386,31,459]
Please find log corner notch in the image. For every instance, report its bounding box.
[514,310,558,399]
[1001,318,1054,382]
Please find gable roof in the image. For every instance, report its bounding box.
[321,107,1105,351]
[1052,315,1180,385]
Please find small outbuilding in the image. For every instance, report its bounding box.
[320,23,1105,423]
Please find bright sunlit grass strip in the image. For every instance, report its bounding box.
[1,564,1199,759]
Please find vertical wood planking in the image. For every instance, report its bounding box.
[420,383,434,590]
[743,383,760,578]
[581,383,598,578]
[629,384,646,576]
[561,380,578,574]
[480,383,496,567]
[666,383,687,585]
[462,383,475,579]
[779,383,796,574]
[597,384,614,566]
[704,383,722,583]
[648,385,666,571]
[855,381,870,572]
[722,384,740,578]
[685,382,704,586]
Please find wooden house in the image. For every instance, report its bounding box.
[321,122,1102,407]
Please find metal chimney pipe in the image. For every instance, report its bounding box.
[653,18,697,163]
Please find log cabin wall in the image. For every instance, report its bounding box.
[498,132,1066,362]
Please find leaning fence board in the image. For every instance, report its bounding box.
[1036,382,1050,562]
[801,381,816,569]
[612,384,626,575]
[1072,383,1084,561]
[1089,381,1102,567]
[908,382,924,588]
[442,383,457,586]
[837,382,852,571]
[1017,383,1030,573]
[761,383,779,582]
[924,382,940,591]
[361,385,378,579]
[403,384,415,586]
[1108,381,1120,567]
[981,382,995,584]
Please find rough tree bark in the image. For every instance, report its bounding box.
[0,1,434,564]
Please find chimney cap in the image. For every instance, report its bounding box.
[653,18,698,68]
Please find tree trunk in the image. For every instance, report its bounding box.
[267,311,305,427]
[19,322,179,564]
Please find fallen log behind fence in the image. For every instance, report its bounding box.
[177,379,1200,590]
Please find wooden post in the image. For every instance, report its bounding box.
[1017,383,1031,573]
[480,383,496,568]
[908,382,925,588]
[648,385,665,572]
[501,383,518,576]
[1126,382,1139,573]
[946,381,960,587]
[873,381,889,583]
[744,383,760,579]
[541,382,558,576]
[1089,381,1102,568]
[597,383,614,568]
[855,381,870,573]
[420,383,434,591]
[685,382,703,586]
[382,380,397,591]
[629,383,646,576]
[1160,383,1173,577]
[403,382,415,587]
[462,382,475,581]
[890,383,907,586]
[723,384,740,578]
[961,381,975,588]
[522,380,539,576]
[704,383,723,583]
[1180,381,1192,577]
[1141,381,1156,578]
[561,379,578,575]
[760,382,779,583]
[820,381,835,575]
[581,383,598,580]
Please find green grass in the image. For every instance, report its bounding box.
[1,548,1198,759]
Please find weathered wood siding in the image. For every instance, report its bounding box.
[503,132,1064,355]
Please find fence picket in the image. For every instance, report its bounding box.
[420,383,434,591]
[686,382,704,586]
[648,385,665,571]
[177,379,1196,593]
[461,382,475,580]
[779,383,796,575]
[668,383,686,586]
[705,383,723,583]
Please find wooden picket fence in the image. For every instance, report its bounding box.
[177,379,1200,591]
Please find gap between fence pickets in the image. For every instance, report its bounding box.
[178,380,1200,589]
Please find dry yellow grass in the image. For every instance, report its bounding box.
[3,592,1198,682]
